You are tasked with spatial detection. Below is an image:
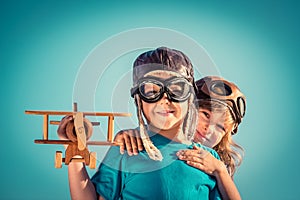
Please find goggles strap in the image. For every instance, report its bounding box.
[135,94,147,139]
[183,94,197,141]
[209,99,240,124]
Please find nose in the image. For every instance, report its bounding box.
[159,93,171,104]
[203,124,215,135]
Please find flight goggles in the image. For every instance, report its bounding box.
[131,76,193,103]
[197,78,246,125]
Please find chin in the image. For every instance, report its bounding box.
[193,137,202,143]
[150,122,178,131]
[156,125,174,131]
[203,142,214,148]
[193,132,203,143]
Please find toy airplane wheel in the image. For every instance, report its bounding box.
[55,151,63,168]
[89,152,97,169]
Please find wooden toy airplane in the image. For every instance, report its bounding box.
[25,103,131,169]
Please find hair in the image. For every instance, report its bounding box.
[199,100,244,177]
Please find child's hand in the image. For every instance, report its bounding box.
[57,115,73,140]
[114,129,144,156]
[176,145,226,176]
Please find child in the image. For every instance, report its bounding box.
[177,76,246,200]
[115,76,246,200]
[59,47,221,199]
[179,76,245,176]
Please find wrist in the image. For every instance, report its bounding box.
[68,161,86,171]
[213,160,228,177]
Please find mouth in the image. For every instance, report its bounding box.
[157,110,175,116]
[195,130,207,141]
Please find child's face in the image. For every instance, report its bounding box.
[194,108,227,148]
[141,71,189,131]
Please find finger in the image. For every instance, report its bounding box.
[129,134,139,155]
[177,149,201,157]
[200,149,209,158]
[57,115,73,139]
[136,138,144,152]
[58,116,72,130]
[126,129,136,137]
[113,131,127,155]
[134,129,144,151]
[113,131,123,142]
[177,154,203,163]
[119,138,126,155]
[191,146,209,158]
[192,145,205,155]
[177,149,209,160]
[186,161,204,171]
[123,134,133,156]
[187,161,214,175]
[62,115,73,125]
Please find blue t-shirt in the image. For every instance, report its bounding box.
[91,133,221,200]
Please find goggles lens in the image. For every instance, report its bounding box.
[140,81,163,100]
[210,82,232,96]
[200,80,246,124]
[132,77,192,103]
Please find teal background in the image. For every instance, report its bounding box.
[1,0,299,199]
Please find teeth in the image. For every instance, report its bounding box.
[159,111,172,114]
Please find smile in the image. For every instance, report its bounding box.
[195,130,208,140]
[156,110,175,116]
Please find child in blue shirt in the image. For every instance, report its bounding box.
[59,47,221,199]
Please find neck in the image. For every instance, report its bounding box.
[147,124,191,145]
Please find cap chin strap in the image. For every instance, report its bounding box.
[134,94,163,161]
[232,124,239,135]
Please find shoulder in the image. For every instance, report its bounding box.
[100,146,126,168]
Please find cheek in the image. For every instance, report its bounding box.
[210,132,224,146]
[196,120,204,131]
[196,116,209,133]
[141,102,154,122]
[177,102,189,118]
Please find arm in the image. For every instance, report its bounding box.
[177,146,241,200]
[68,162,98,200]
[57,116,102,200]
[213,162,241,200]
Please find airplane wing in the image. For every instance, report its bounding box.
[25,110,131,117]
